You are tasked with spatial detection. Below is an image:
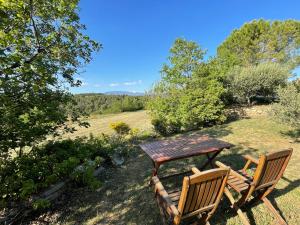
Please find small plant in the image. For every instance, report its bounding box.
[70,159,102,190]
[20,179,37,199]
[32,199,51,210]
[110,121,131,135]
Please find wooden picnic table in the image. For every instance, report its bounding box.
[139,134,233,178]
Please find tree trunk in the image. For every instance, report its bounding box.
[247,97,251,106]
[19,146,24,157]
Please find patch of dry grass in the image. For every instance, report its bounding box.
[33,106,300,225]
[63,110,152,139]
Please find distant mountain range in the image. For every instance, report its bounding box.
[104,91,144,96]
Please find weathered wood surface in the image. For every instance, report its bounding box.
[140,134,233,163]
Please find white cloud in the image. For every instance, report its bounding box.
[109,83,120,87]
[109,80,142,87]
[81,82,88,86]
[93,84,101,87]
[123,80,142,86]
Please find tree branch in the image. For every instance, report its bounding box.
[29,0,40,48]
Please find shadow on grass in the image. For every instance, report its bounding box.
[194,124,233,139]
[39,136,297,225]
[280,129,300,142]
[50,151,162,225]
[243,177,300,225]
[151,146,260,225]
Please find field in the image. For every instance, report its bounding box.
[33,106,300,225]
[64,110,153,139]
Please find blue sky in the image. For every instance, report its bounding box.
[70,0,300,94]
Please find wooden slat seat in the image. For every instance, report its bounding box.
[238,169,253,180]
[227,174,250,193]
[169,190,181,207]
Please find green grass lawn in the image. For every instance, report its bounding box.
[38,106,300,225]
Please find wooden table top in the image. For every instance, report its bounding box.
[139,134,233,163]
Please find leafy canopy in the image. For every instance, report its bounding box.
[0,0,100,158]
[226,62,291,104]
[217,19,300,74]
[148,38,225,135]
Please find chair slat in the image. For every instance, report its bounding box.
[199,180,212,209]
[257,154,289,188]
[188,183,201,211]
[270,157,285,180]
[204,178,218,207]
[194,181,207,209]
[209,178,223,205]
[183,184,196,214]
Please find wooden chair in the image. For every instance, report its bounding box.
[216,148,293,225]
[152,167,230,225]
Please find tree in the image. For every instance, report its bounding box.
[0,0,100,158]
[148,38,225,135]
[294,78,300,91]
[217,19,300,75]
[226,62,291,105]
[271,84,300,129]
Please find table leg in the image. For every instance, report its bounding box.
[152,161,161,177]
[150,161,161,185]
[200,150,222,170]
[207,154,215,168]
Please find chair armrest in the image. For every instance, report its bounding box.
[152,176,180,217]
[243,155,259,164]
[191,167,201,174]
[215,161,230,169]
[242,154,259,171]
[215,161,248,181]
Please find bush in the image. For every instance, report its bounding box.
[271,84,300,128]
[226,62,290,105]
[0,135,133,209]
[110,121,131,135]
[151,118,181,136]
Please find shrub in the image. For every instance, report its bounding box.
[151,118,181,136]
[271,84,300,128]
[0,135,132,209]
[110,122,131,135]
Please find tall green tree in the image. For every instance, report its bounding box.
[148,38,225,135]
[217,19,300,75]
[0,0,100,158]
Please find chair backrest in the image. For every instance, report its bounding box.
[176,168,230,221]
[252,149,293,190]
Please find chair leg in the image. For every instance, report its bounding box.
[191,217,209,225]
[156,197,173,225]
[224,188,250,225]
[261,197,287,225]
